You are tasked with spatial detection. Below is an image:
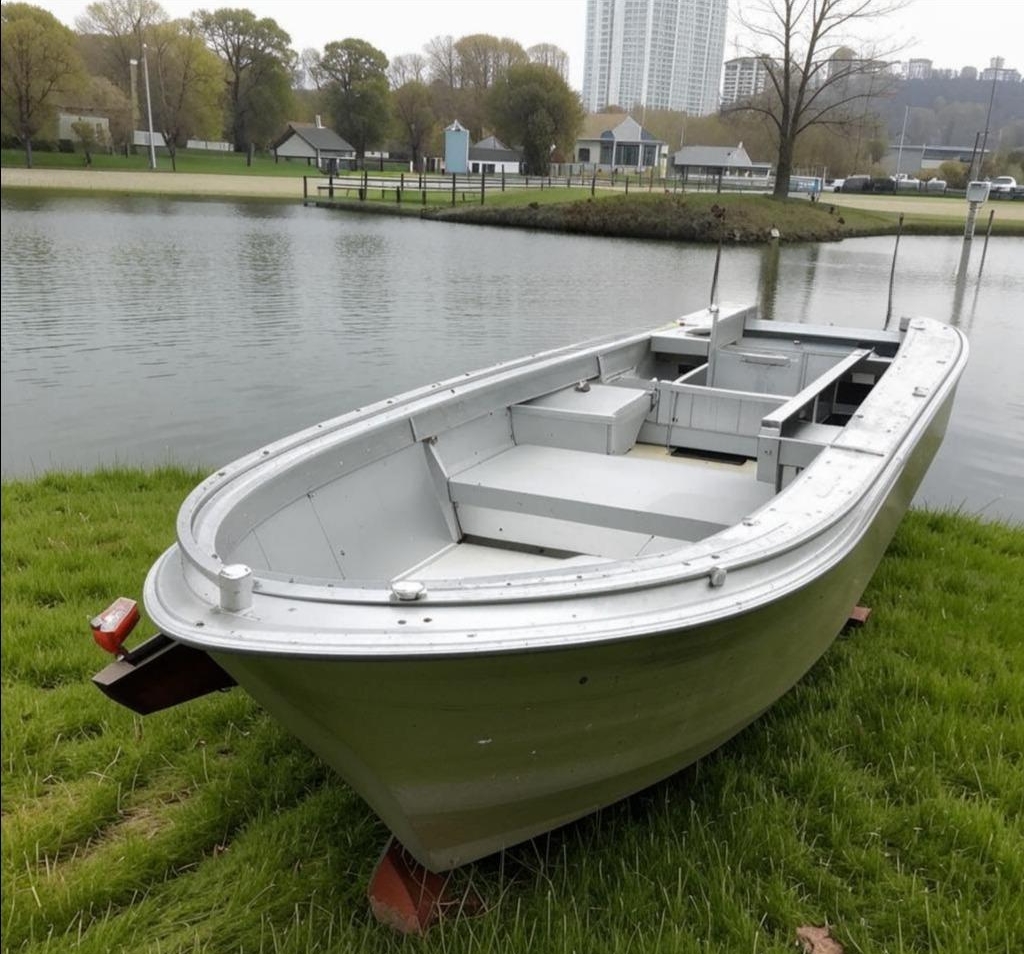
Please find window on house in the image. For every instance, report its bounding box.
[579,147,591,162]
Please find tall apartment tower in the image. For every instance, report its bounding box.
[582,0,729,116]
[721,56,769,106]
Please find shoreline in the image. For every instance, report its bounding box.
[5,167,1023,236]
[0,167,305,198]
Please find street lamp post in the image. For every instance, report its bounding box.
[141,44,156,170]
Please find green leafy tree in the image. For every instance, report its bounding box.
[150,19,224,169]
[730,0,905,197]
[82,75,132,151]
[451,34,526,138]
[70,118,106,163]
[195,7,294,152]
[1,3,88,166]
[487,62,582,175]
[314,38,390,164]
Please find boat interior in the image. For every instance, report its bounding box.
[220,308,900,584]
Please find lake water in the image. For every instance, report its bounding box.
[2,192,1021,524]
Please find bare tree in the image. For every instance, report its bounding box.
[388,52,426,89]
[527,43,569,81]
[76,0,168,95]
[424,34,458,88]
[731,0,906,197]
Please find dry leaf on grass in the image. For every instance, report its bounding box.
[795,924,845,953]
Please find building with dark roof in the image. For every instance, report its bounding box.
[271,120,356,172]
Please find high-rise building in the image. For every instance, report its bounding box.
[582,0,729,116]
[906,58,933,80]
[721,56,769,105]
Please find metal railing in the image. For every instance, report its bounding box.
[302,170,777,207]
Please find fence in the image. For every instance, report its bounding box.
[303,170,776,208]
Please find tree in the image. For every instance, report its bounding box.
[451,34,526,138]
[149,19,224,169]
[527,43,569,81]
[730,0,906,197]
[75,0,167,99]
[71,118,106,163]
[391,80,437,169]
[455,34,525,90]
[424,34,458,89]
[314,38,390,164]
[487,63,583,175]
[1,3,87,166]
[195,7,294,153]
[388,53,426,89]
[83,75,132,152]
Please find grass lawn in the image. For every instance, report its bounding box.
[1,147,316,178]
[2,469,1021,953]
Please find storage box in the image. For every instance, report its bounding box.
[511,384,651,455]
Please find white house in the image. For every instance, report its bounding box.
[444,121,523,174]
[573,115,667,174]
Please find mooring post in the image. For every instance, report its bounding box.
[978,208,996,276]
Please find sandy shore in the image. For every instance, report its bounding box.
[1,167,306,198]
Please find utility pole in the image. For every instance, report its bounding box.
[142,44,156,170]
[977,67,1003,180]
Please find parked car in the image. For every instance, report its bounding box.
[840,175,872,193]
[870,176,897,193]
[830,178,845,192]
[895,174,921,191]
[988,176,1018,197]
[924,178,947,194]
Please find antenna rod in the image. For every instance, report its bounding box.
[885,213,904,328]
[709,233,723,311]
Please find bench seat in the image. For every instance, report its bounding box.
[449,444,775,556]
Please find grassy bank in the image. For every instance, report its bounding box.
[2,469,1021,953]
[0,147,312,178]
[424,192,898,243]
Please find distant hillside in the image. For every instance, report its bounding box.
[880,77,1024,150]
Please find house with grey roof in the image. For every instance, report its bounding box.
[672,143,763,190]
[271,120,356,173]
[573,115,667,173]
[469,135,522,174]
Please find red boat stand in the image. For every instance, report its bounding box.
[367,838,483,934]
[845,604,872,628]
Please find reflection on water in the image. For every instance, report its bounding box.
[1,192,1021,523]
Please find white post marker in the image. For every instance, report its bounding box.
[964,181,990,241]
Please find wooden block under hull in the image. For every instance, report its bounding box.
[92,633,236,715]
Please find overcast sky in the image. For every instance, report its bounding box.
[32,0,1024,92]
